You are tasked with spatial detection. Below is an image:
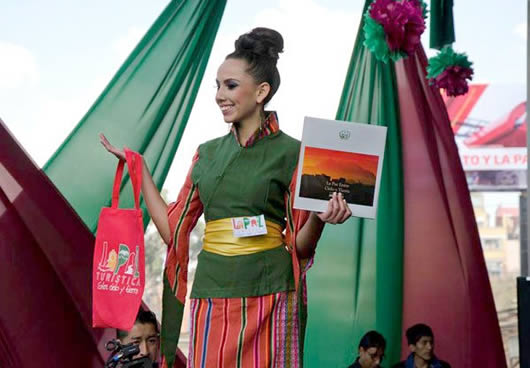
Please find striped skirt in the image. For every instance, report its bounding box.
[187,291,302,368]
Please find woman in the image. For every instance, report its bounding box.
[101,27,351,368]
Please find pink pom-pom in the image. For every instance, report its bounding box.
[369,0,425,56]
[431,65,474,97]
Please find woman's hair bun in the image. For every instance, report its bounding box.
[226,27,284,104]
[234,27,284,61]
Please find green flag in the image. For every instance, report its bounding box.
[304,3,404,366]
[43,0,227,233]
[430,0,456,49]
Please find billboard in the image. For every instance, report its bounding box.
[444,84,527,191]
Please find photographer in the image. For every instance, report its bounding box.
[115,309,160,367]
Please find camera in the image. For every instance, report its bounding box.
[104,339,157,368]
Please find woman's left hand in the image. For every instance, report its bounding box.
[315,192,352,224]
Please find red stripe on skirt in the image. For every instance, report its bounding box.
[217,299,229,368]
[223,298,243,367]
[192,299,206,367]
[188,292,300,367]
[242,297,259,366]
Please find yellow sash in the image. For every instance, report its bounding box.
[202,218,285,256]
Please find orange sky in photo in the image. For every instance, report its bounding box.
[302,146,379,184]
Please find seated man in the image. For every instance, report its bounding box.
[117,309,160,366]
[348,330,386,368]
[393,323,450,368]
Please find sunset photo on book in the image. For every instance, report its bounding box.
[300,146,380,206]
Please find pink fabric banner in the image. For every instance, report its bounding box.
[395,49,506,366]
[0,119,113,366]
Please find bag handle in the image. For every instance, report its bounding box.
[111,148,143,209]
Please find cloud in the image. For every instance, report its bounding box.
[0,41,39,89]
[514,22,527,40]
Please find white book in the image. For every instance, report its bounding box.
[293,116,387,219]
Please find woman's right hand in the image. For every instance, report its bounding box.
[99,133,126,161]
[100,132,172,244]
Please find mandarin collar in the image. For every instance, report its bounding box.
[231,111,280,147]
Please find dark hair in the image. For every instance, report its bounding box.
[406,323,434,345]
[358,330,386,350]
[226,27,284,104]
[117,309,159,339]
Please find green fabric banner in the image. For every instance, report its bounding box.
[304,2,404,366]
[430,0,455,49]
[43,0,227,233]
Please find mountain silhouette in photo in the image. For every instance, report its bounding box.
[300,173,375,206]
[299,146,379,206]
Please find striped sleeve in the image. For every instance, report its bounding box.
[284,167,314,293]
[165,149,203,303]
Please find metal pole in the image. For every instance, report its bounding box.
[521,4,530,367]
[520,0,530,276]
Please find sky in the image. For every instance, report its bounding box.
[0,0,527,211]
[302,147,379,184]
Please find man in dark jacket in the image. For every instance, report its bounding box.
[348,330,386,368]
[392,324,450,368]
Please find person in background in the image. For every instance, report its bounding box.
[392,323,451,368]
[348,330,386,368]
[117,309,160,365]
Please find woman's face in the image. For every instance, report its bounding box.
[215,58,267,124]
